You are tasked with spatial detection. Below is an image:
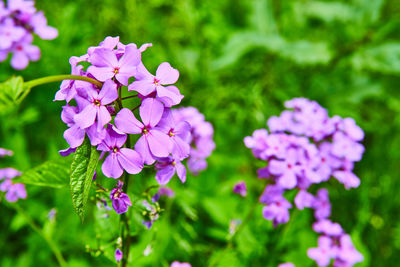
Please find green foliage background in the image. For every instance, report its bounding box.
[0,0,399,266]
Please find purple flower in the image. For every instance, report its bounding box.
[0,167,22,179]
[262,196,292,226]
[74,80,118,130]
[30,11,58,40]
[115,99,171,165]
[115,248,123,262]
[233,181,247,197]
[61,105,85,148]
[336,234,363,266]
[174,107,215,174]
[0,18,25,50]
[88,44,141,85]
[294,189,314,210]
[170,261,191,267]
[0,148,13,157]
[331,132,364,162]
[307,236,336,267]
[278,263,295,267]
[269,148,301,189]
[4,183,27,202]
[129,62,183,106]
[157,109,191,160]
[312,189,331,220]
[0,0,57,69]
[155,156,186,185]
[151,186,175,202]
[110,180,132,214]
[313,219,343,236]
[54,57,84,102]
[97,126,143,178]
[10,34,40,70]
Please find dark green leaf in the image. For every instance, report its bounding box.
[0,76,32,114]
[70,138,100,222]
[14,159,72,188]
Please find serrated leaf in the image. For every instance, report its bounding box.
[70,138,100,222]
[0,76,31,114]
[14,159,72,188]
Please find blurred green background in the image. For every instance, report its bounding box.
[1,0,400,266]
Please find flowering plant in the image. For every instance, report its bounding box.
[0,0,57,69]
[244,98,364,267]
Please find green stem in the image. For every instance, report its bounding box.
[121,95,138,100]
[12,203,67,267]
[24,75,103,89]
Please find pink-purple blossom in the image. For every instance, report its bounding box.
[233,181,247,197]
[110,180,132,214]
[0,0,57,69]
[0,152,26,203]
[55,37,215,201]
[115,99,172,165]
[97,126,143,179]
[115,248,123,262]
[244,98,364,265]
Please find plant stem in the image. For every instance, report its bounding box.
[12,203,67,267]
[121,95,138,100]
[24,75,103,89]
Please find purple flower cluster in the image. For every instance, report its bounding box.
[56,37,214,215]
[244,98,364,266]
[0,0,57,69]
[173,107,215,174]
[308,219,363,266]
[0,149,26,202]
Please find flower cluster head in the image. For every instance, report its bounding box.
[173,107,215,174]
[244,98,364,266]
[0,149,26,202]
[308,220,363,266]
[56,36,215,188]
[0,0,57,69]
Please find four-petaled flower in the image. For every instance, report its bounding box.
[115,98,171,165]
[97,126,143,178]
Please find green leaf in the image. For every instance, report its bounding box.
[0,76,32,114]
[351,42,400,74]
[14,159,72,188]
[70,138,100,222]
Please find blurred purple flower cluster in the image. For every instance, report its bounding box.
[0,148,26,202]
[0,0,57,69]
[244,98,364,266]
[55,36,214,214]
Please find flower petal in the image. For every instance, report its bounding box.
[140,98,164,127]
[115,108,143,134]
[155,165,175,185]
[128,79,156,95]
[147,129,171,157]
[89,48,118,67]
[118,148,143,174]
[134,136,155,165]
[87,66,115,82]
[156,62,179,84]
[98,79,118,105]
[74,104,97,129]
[102,153,123,178]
